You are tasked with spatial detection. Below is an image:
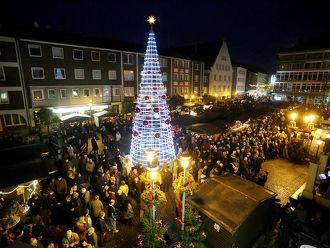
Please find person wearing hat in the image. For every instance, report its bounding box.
[62,229,80,248]
[86,227,98,248]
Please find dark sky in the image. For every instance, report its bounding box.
[2,0,330,73]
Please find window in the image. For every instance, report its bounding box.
[174,60,179,68]
[113,87,121,96]
[32,89,44,100]
[72,89,79,98]
[0,66,5,80]
[3,114,26,126]
[228,76,231,81]
[214,74,217,81]
[54,68,66,80]
[184,74,190,81]
[123,54,134,65]
[108,70,117,80]
[73,49,83,60]
[180,61,185,68]
[31,67,44,79]
[204,76,209,83]
[224,75,227,81]
[221,56,226,61]
[185,61,190,68]
[162,72,168,82]
[0,92,9,104]
[92,69,102,80]
[52,47,64,59]
[83,88,90,97]
[194,64,199,70]
[28,44,42,57]
[91,51,101,61]
[194,87,199,94]
[124,70,134,81]
[60,89,67,98]
[179,74,184,81]
[94,88,101,97]
[159,58,168,67]
[107,52,116,62]
[47,89,56,99]
[173,73,178,81]
[194,75,199,82]
[124,87,134,96]
[219,75,222,81]
[74,69,85,79]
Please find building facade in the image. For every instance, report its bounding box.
[273,49,330,104]
[208,41,233,100]
[232,66,247,96]
[246,70,270,97]
[0,35,206,130]
[0,37,28,131]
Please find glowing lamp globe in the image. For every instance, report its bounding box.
[179,153,191,169]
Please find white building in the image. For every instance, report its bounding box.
[209,41,233,99]
[232,66,247,96]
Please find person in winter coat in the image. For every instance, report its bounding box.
[91,137,99,152]
[90,195,104,219]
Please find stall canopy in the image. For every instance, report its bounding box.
[190,174,276,234]
[93,111,118,118]
[60,113,90,122]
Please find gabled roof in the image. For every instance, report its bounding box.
[161,40,224,68]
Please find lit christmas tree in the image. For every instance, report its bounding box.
[130,16,175,166]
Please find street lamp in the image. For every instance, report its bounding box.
[215,93,218,104]
[179,153,191,238]
[315,139,322,163]
[147,165,159,222]
[290,112,297,128]
[145,149,157,166]
[309,114,316,130]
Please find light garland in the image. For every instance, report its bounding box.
[0,180,38,214]
[130,26,175,166]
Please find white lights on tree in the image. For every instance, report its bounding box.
[130,17,175,166]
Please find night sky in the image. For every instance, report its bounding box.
[2,0,330,73]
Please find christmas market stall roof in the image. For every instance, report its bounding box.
[189,174,276,248]
[0,144,56,189]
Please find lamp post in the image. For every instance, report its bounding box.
[290,112,297,128]
[215,93,218,105]
[315,139,322,163]
[145,149,157,222]
[179,153,191,238]
[309,114,315,130]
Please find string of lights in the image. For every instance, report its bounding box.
[130,28,175,166]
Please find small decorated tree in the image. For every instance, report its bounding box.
[174,207,207,248]
[137,218,168,248]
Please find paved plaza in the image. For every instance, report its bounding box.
[262,159,308,204]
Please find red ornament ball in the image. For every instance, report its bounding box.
[161,95,166,99]
[135,107,140,113]
[165,119,170,125]
[145,96,150,100]
[133,131,139,137]
[155,133,160,138]
[143,120,149,126]
[153,107,159,113]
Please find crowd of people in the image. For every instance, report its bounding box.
[0,106,301,248]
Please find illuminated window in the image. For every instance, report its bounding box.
[124,70,134,81]
[162,72,168,82]
[91,51,101,61]
[3,114,26,126]
[94,88,101,97]
[0,91,9,104]
[32,89,44,100]
[83,88,90,97]
[31,67,44,79]
[194,75,199,83]
[54,68,66,79]
[124,87,134,96]
[72,89,79,98]
[173,73,178,81]
[113,87,121,96]
[52,47,64,59]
